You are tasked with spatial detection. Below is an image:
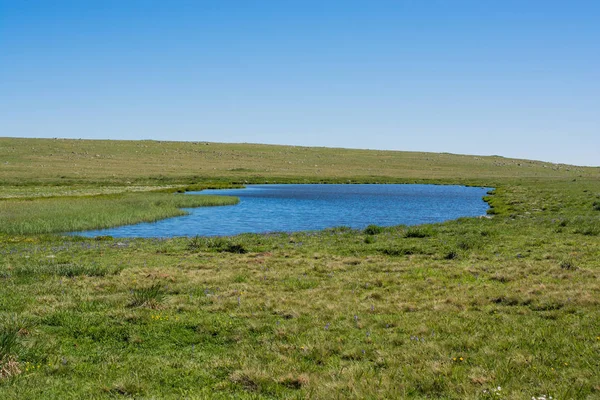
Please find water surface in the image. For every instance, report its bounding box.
[74,184,491,238]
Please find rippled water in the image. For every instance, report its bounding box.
[73,184,491,237]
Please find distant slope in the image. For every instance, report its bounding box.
[0,137,597,185]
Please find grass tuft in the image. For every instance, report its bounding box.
[223,243,247,254]
[202,237,248,253]
[0,329,19,361]
[187,235,203,251]
[0,315,30,363]
[404,227,431,238]
[559,259,577,270]
[363,224,384,235]
[129,284,165,308]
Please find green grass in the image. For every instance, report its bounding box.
[129,283,166,308]
[1,137,597,186]
[0,137,599,398]
[363,224,384,235]
[0,317,21,361]
[0,192,238,235]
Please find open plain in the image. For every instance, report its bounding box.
[0,137,599,399]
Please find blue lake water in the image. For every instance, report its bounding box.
[73,184,491,238]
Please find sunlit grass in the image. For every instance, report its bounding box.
[1,137,595,186]
[0,204,598,398]
[0,137,598,398]
[0,192,238,235]
[129,283,166,308]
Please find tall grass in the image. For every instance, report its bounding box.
[129,284,165,308]
[0,315,29,361]
[0,193,238,235]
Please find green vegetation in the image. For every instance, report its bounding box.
[1,137,595,186]
[0,137,599,399]
[0,193,238,235]
[404,227,432,238]
[130,283,166,308]
[363,224,384,235]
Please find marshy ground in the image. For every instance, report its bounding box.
[0,138,599,399]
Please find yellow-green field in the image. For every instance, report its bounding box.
[1,137,594,185]
[0,137,599,399]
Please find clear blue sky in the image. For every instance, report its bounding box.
[1,1,599,166]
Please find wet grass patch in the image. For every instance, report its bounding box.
[0,192,238,235]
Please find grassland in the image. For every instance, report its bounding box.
[1,137,594,185]
[0,193,238,236]
[0,137,599,399]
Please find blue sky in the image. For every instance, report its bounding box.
[1,1,599,166]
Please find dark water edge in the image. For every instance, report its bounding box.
[72,184,492,238]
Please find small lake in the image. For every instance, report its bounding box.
[74,184,491,238]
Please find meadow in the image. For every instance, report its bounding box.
[0,137,599,399]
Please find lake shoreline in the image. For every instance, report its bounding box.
[70,183,493,238]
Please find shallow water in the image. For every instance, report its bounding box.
[73,184,491,238]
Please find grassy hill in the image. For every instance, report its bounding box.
[1,137,596,186]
